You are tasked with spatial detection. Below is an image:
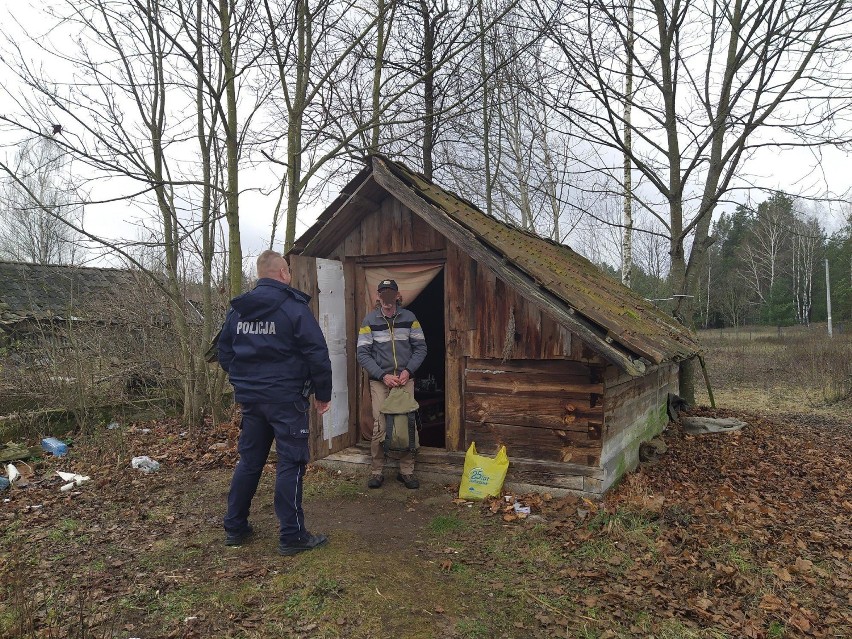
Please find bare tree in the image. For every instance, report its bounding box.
[0,0,262,424]
[741,194,793,305]
[0,137,86,265]
[539,0,852,400]
[621,0,634,287]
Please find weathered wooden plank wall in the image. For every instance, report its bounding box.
[445,245,609,459]
[463,359,604,467]
[599,362,678,491]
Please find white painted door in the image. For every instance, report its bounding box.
[315,258,349,450]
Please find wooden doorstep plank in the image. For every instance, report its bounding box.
[323,445,604,479]
[465,392,602,431]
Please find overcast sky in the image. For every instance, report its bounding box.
[1,1,850,273]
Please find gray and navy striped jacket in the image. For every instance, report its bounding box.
[356,306,427,380]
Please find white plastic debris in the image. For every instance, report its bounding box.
[513,503,531,515]
[56,470,91,491]
[107,421,121,430]
[6,464,21,483]
[131,456,160,473]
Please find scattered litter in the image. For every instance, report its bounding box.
[107,421,121,430]
[41,437,69,457]
[6,464,21,483]
[513,503,531,515]
[0,477,9,492]
[56,471,91,491]
[133,428,152,435]
[7,461,33,487]
[131,456,160,473]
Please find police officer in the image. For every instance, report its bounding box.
[218,250,332,556]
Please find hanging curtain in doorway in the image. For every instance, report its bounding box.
[363,263,444,310]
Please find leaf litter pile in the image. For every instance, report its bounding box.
[0,407,850,639]
[469,408,851,639]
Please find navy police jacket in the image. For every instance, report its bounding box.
[218,278,332,404]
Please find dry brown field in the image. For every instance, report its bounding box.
[696,323,852,423]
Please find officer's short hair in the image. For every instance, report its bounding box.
[257,249,286,277]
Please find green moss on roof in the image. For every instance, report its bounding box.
[381,157,699,365]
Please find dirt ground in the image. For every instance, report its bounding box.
[2,402,850,639]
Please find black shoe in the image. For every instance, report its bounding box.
[225,524,254,547]
[278,532,328,556]
[396,473,419,489]
[367,475,384,489]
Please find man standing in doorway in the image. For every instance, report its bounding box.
[357,279,427,489]
[218,250,332,556]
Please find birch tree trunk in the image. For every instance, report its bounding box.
[621,0,634,287]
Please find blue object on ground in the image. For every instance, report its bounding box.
[41,437,69,457]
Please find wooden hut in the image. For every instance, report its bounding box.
[288,156,699,496]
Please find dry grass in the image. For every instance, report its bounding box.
[696,323,852,421]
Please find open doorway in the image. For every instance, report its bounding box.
[406,269,446,448]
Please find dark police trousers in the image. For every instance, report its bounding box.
[224,401,310,542]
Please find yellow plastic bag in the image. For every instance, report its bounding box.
[459,442,509,500]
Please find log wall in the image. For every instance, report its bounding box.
[598,362,678,492]
[463,359,604,469]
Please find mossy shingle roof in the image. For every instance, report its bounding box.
[0,261,140,325]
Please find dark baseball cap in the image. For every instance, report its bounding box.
[377,279,398,292]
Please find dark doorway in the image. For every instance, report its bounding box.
[406,269,446,448]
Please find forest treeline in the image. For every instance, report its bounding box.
[607,193,852,329]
